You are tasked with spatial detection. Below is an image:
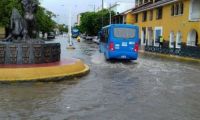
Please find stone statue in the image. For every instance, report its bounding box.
[21,0,38,38]
[5,8,27,41]
[5,0,38,41]
[1,0,60,65]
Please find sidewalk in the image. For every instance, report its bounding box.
[139,50,200,63]
[0,58,89,83]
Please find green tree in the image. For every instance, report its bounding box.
[57,24,68,33]
[0,0,22,27]
[36,6,56,34]
[79,9,115,36]
[0,0,56,36]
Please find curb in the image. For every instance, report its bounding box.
[139,50,200,63]
[0,59,90,83]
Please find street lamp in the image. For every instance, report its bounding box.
[109,4,112,25]
[60,4,75,49]
[67,6,75,49]
[102,0,104,9]
[102,0,104,27]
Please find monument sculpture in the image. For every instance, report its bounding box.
[0,0,60,64]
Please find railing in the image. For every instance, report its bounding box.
[0,43,61,64]
[145,45,200,59]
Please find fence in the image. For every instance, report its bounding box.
[145,45,200,59]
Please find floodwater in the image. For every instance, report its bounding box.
[0,36,200,120]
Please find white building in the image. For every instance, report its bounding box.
[110,2,135,15]
[77,14,81,26]
[110,1,135,24]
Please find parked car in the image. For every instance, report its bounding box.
[81,34,87,39]
[85,36,93,40]
[92,36,100,44]
[47,32,56,39]
[82,35,87,39]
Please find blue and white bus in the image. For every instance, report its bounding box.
[72,28,80,38]
[99,24,139,60]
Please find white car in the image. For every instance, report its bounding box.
[92,36,100,44]
[86,36,93,40]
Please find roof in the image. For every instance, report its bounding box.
[121,8,134,15]
[132,0,177,13]
[112,8,134,17]
[102,24,138,29]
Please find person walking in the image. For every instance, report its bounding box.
[159,36,164,48]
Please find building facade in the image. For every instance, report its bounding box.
[130,0,200,58]
[77,14,81,26]
[132,0,200,48]
[122,9,135,24]
[110,2,135,24]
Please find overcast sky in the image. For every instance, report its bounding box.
[40,0,135,25]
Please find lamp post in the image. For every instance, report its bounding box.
[109,4,112,25]
[102,0,104,9]
[102,0,104,27]
[67,5,75,49]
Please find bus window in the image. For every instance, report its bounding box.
[100,30,105,42]
[105,29,109,43]
[114,28,135,39]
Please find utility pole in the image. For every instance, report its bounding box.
[67,5,75,49]
[102,0,104,9]
[68,6,72,45]
[109,3,111,25]
[101,0,104,27]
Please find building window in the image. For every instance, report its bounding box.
[187,29,198,46]
[142,11,147,22]
[189,0,200,21]
[136,0,138,6]
[144,0,148,4]
[139,0,143,5]
[176,32,182,48]
[149,10,153,21]
[155,0,161,2]
[179,2,184,14]
[169,31,175,48]
[156,7,162,20]
[154,27,163,47]
[171,2,184,16]
[171,5,174,16]
[175,4,179,15]
[135,14,138,23]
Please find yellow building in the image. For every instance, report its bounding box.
[132,0,200,49]
[122,9,135,24]
[112,8,135,24]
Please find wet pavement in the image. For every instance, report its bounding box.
[0,36,200,120]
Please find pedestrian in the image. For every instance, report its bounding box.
[77,36,81,42]
[159,36,164,48]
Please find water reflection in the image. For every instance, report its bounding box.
[0,37,200,120]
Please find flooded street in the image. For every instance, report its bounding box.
[0,37,200,120]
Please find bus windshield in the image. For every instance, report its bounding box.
[114,28,135,39]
